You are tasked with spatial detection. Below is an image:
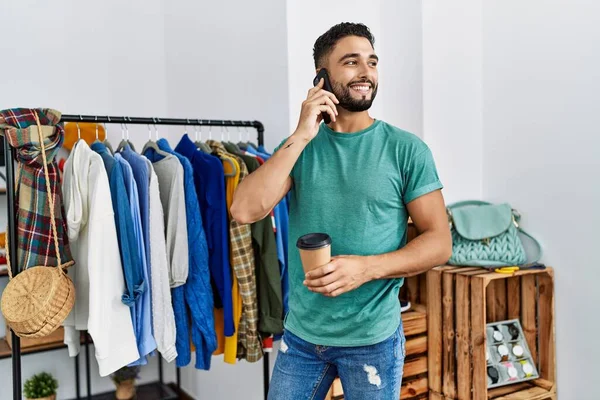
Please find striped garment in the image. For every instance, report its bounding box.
[0,108,72,270]
[207,140,262,363]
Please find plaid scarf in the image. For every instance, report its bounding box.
[0,108,72,270]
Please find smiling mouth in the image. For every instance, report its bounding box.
[349,84,372,94]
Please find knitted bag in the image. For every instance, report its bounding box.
[447,200,541,267]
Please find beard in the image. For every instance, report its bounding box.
[331,79,378,112]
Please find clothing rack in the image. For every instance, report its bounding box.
[4,114,270,400]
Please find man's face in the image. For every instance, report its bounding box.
[323,35,379,112]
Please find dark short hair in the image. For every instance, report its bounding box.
[313,22,375,69]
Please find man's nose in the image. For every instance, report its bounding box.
[357,62,372,81]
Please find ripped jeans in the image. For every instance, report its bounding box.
[268,323,406,400]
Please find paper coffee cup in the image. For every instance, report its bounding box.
[296,233,332,274]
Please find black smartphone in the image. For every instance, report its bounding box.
[313,68,334,124]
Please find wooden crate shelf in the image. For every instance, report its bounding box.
[427,266,556,400]
[431,380,556,399]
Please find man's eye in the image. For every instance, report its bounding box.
[346,60,357,65]
[369,62,378,67]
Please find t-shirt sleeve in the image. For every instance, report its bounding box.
[403,146,443,204]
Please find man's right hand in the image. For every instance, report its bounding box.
[294,77,339,142]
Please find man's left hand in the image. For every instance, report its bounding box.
[303,255,372,297]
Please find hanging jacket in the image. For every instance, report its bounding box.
[91,142,144,309]
[175,135,234,336]
[208,140,263,363]
[155,139,217,370]
[120,146,152,291]
[62,140,139,376]
[222,142,283,356]
[206,151,242,364]
[115,154,157,365]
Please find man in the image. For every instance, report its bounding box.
[231,22,451,399]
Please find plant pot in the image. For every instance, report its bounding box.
[115,379,136,400]
[26,395,56,400]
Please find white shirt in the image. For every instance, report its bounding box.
[62,140,139,377]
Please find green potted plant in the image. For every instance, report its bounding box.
[23,372,58,400]
[110,366,141,400]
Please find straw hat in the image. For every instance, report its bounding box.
[1,111,75,338]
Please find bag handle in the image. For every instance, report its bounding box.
[4,111,69,279]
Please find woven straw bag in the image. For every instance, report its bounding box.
[1,111,75,338]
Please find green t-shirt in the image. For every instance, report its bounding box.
[274,119,443,346]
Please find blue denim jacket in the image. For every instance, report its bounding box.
[91,143,144,307]
[115,153,157,366]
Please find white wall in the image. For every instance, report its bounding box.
[482,1,600,396]
[0,0,288,399]
[422,0,483,204]
[162,0,290,152]
[286,0,423,137]
[0,0,169,117]
[379,0,423,136]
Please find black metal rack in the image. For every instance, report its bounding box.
[3,114,270,400]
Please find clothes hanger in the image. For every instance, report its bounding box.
[237,126,248,149]
[71,122,82,151]
[220,121,227,144]
[92,116,102,145]
[237,125,248,150]
[103,116,115,154]
[141,119,172,159]
[126,117,137,152]
[115,121,129,152]
[193,120,212,154]
[221,121,231,147]
[224,122,243,153]
[202,122,217,146]
[199,121,236,177]
[245,125,259,150]
[116,117,137,153]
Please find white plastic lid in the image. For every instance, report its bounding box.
[508,366,518,378]
[512,344,524,357]
[523,363,534,375]
[493,330,504,341]
[498,345,509,356]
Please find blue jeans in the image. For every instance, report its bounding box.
[268,323,406,400]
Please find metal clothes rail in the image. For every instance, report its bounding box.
[4,114,270,400]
